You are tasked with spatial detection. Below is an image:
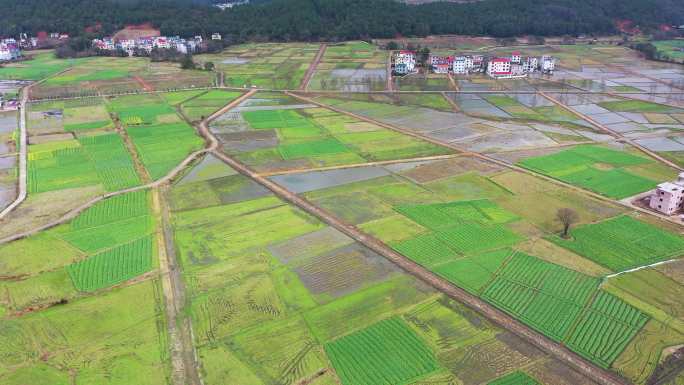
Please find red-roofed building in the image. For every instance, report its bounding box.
[511,51,521,63]
[487,58,512,77]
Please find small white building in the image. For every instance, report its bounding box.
[542,55,555,73]
[650,173,684,215]
[393,50,416,75]
[511,51,521,64]
[211,33,222,41]
[523,57,539,73]
[0,40,21,61]
[453,55,473,74]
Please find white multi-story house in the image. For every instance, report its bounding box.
[453,57,468,74]
[650,173,684,215]
[472,55,485,72]
[393,50,416,75]
[487,58,512,78]
[523,57,539,73]
[542,55,555,73]
[0,40,21,61]
[511,51,521,64]
[452,55,474,74]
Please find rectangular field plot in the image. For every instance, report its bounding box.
[482,252,600,341]
[487,371,541,385]
[107,94,178,126]
[392,233,459,268]
[78,134,141,191]
[324,317,439,385]
[67,235,154,292]
[71,190,149,229]
[127,122,204,180]
[392,200,523,257]
[180,90,243,121]
[310,41,388,92]
[28,132,139,193]
[518,145,660,199]
[566,291,649,368]
[28,97,114,134]
[197,42,320,89]
[224,102,451,172]
[27,140,101,193]
[395,199,520,231]
[433,249,512,294]
[436,223,523,254]
[550,215,684,272]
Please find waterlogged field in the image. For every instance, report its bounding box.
[309,41,388,92]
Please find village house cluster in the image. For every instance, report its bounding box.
[392,50,556,79]
[0,38,22,62]
[650,173,684,216]
[92,33,222,56]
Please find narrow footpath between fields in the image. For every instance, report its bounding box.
[300,43,327,91]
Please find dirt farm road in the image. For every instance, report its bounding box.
[0,86,30,221]
[300,43,327,91]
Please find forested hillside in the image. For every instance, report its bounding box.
[1,0,683,40]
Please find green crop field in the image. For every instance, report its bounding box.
[67,235,154,291]
[27,134,140,193]
[436,223,523,254]
[72,191,150,229]
[27,140,101,193]
[127,122,204,179]
[550,215,684,272]
[566,291,649,368]
[79,134,141,191]
[180,90,242,121]
[392,233,459,268]
[518,145,659,199]
[488,371,541,385]
[0,52,90,80]
[394,200,523,255]
[108,95,178,126]
[230,101,451,171]
[598,99,683,114]
[324,317,439,385]
[55,191,154,253]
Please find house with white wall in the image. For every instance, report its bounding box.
[650,173,684,215]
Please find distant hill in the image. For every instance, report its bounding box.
[0,0,683,40]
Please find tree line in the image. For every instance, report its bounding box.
[1,0,683,41]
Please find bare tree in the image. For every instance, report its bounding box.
[557,208,579,238]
